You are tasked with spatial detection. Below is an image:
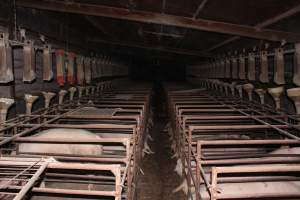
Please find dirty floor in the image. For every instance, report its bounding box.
[135,83,185,200]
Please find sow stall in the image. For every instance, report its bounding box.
[0,82,152,200]
[165,82,300,200]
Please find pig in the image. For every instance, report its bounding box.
[16,106,134,200]
[70,106,119,117]
[174,146,300,200]
[69,107,132,139]
[270,146,300,154]
[16,129,111,200]
[199,178,300,200]
[18,128,103,156]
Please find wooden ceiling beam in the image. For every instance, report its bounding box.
[193,0,209,19]
[16,0,300,43]
[206,3,300,52]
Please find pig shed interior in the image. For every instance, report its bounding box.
[1,0,300,200]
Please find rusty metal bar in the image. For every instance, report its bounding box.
[14,160,48,200]
[165,82,300,200]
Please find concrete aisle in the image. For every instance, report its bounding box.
[135,83,185,200]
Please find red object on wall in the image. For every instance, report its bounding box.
[67,52,76,85]
[57,76,65,86]
[55,50,65,86]
[67,76,76,85]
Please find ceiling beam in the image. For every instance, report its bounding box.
[16,0,300,43]
[88,38,212,57]
[193,0,209,19]
[142,30,184,38]
[175,0,209,48]
[206,3,300,52]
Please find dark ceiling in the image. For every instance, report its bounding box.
[2,0,300,65]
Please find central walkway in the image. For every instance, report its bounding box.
[135,83,185,200]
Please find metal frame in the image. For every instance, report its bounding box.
[0,82,153,200]
[165,83,300,200]
[0,157,123,200]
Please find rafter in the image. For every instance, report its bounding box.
[193,0,209,19]
[16,0,300,43]
[206,3,300,52]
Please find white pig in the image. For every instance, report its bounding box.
[18,128,103,156]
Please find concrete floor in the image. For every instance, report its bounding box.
[135,83,185,200]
